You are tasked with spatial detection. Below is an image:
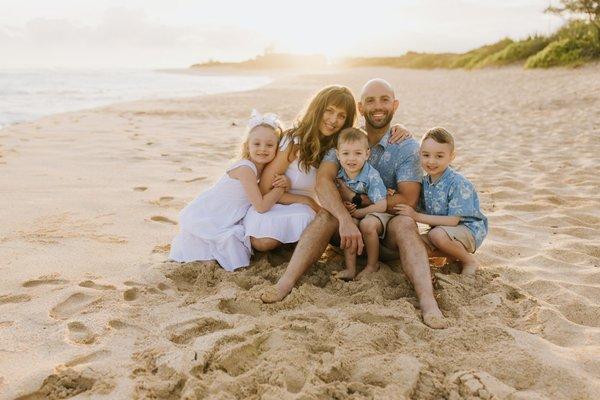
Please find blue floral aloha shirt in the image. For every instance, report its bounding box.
[419,167,488,249]
[337,162,386,203]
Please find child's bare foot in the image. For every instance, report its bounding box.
[332,269,356,282]
[356,263,380,280]
[260,279,294,303]
[461,255,479,276]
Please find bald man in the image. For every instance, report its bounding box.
[261,79,447,329]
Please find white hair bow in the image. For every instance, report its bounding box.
[247,109,283,132]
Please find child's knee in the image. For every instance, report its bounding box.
[251,237,279,252]
[359,217,381,234]
[428,227,450,247]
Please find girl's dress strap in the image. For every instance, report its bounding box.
[226,159,257,175]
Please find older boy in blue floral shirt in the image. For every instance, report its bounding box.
[331,128,387,280]
[396,127,488,275]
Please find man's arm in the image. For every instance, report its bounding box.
[316,161,364,255]
[386,181,421,213]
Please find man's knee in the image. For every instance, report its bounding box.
[388,215,418,237]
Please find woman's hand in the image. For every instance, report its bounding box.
[305,198,321,213]
[389,124,412,144]
[386,188,396,197]
[272,174,291,191]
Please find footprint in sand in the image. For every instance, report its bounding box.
[50,293,98,320]
[107,319,144,331]
[217,298,261,317]
[150,216,177,225]
[133,186,148,192]
[64,350,110,368]
[123,288,139,301]
[66,321,96,345]
[78,280,116,291]
[184,176,206,183]
[210,334,269,377]
[22,277,69,288]
[0,294,32,305]
[0,321,15,328]
[152,244,171,254]
[166,317,233,345]
[448,371,517,399]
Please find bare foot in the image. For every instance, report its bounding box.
[332,269,356,282]
[461,255,479,276]
[423,312,449,329]
[356,264,380,280]
[260,279,294,303]
[420,300,448,329]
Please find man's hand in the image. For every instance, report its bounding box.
[339,218,364,255]
[343,201,357,213]
[389,124,412,144]
[394,204,417,219]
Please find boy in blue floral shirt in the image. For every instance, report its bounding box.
[396,127,488,275]
[332,128,387,280]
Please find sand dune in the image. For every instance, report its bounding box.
[1,65,599,399]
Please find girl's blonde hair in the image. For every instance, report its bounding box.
[284,85,357,172]
[239,123,283,160]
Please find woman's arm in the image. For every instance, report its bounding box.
[229,166,284,213]
[278,193,320,213]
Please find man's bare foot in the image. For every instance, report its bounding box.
[332,269,356,282]
[356,264,380,280]
[423,312,449,329]
[260,279,294,303]
[420,300,448,329]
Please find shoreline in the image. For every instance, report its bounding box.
[1,66,599,399]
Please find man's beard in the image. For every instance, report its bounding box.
[364,110,394,129]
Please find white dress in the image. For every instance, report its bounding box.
[243,136,317,244]
[169,159,257,271]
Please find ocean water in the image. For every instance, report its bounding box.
[0,69,272,128]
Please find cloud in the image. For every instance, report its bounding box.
[0,7,270,68]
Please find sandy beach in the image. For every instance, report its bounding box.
[1,66,599,399]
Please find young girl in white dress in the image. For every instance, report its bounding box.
[169,110,289,271]
[243,85,358,251]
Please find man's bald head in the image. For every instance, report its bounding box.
[360,78,395,101]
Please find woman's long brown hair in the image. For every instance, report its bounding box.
[285,85,357,172]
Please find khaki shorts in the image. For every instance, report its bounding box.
[366,212,395,239]
[421,225,476,254]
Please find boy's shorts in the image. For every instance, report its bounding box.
[421,225,476,254]
[365,212,395,239]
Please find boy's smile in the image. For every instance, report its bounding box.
[337,141,370,178]
[420,138,455,181]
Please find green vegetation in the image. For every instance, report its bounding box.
[476,36,551,67]
[339,12,600,70]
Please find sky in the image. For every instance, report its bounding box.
[0,0,566,69]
